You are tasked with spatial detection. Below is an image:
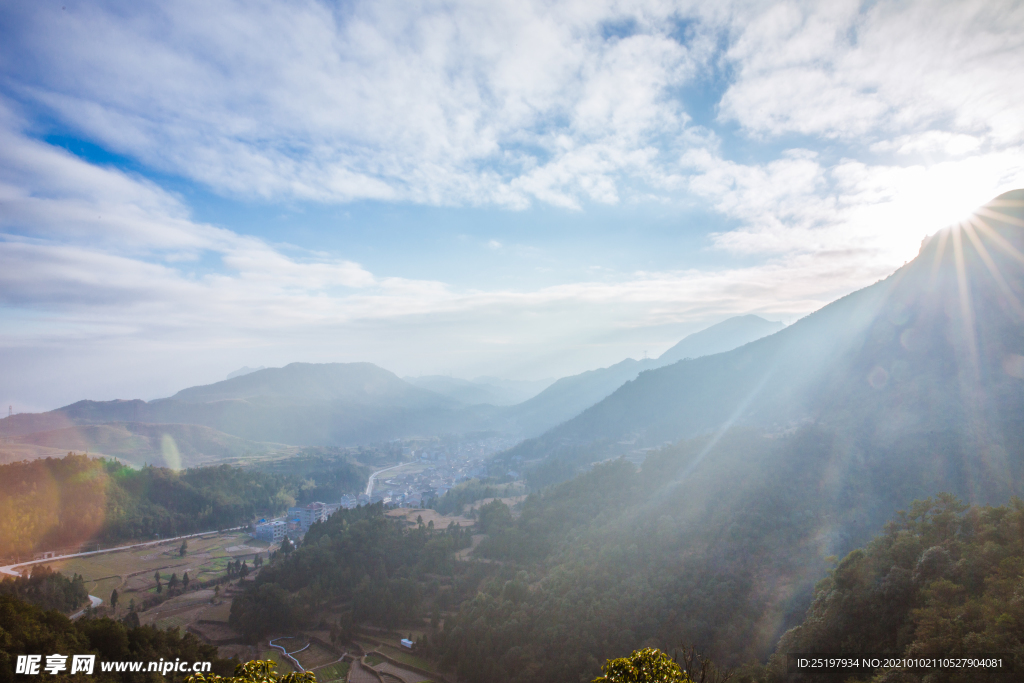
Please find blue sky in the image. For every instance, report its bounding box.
[2,0,1024,411]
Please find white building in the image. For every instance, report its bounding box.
[253,520,287,543]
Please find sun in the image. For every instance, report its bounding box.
[866,161,1017,265]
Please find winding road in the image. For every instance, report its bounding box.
[365,463,409,497]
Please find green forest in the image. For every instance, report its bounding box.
[0,565,89,613]
[229,502,474,640]
[0,454,295,558]
[244,448,369,505]
[741,494,1024,682]
[0,593,235,683]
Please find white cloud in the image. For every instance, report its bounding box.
[3,0,721,210]
[719,0,1024,144]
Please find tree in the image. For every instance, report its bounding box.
[183,572,190,590]
[593,649,692,683]
[281,537,294,555]
[180,540,188,557]
[169,573,180,591]
[128,598,135,612]
[155,570,163,594]
[187,659,314,683]
[110,589,119,611]
[240,562,250,579]
[214,585,221,599]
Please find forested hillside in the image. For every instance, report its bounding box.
[239,424,1013,683]
[244,449,369,504]
[0,593,234,683]
[436,422,1024,683]
[230,503,474,640]
[0,454,297,558]
[736,495,1024,682]
[0,565,88,613]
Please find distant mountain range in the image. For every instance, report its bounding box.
[0,316,783,458]
[503,314,784,436]
[403,375,554,407]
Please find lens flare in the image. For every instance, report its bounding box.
[160,434,182,471]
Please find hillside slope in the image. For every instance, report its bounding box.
[506,314,784,436]
[10,422,278,468]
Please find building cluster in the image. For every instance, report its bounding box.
[368,457,490,508]
[250,435,519,544]
[251,501,340,542]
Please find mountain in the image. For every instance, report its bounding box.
[656,314,784,364]
[5,422,278,469]
[0,363,495,447]
[505,190,1024,504]
[171,361,445,405]
[0,320,782,449]
[505,314,785,436]
[404,375,549,406]
[226,365,266,380]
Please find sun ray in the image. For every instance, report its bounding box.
[962,218,1024,321]
[976,206,1024,231]
[951,223,981,380]
[971,211,1024,265]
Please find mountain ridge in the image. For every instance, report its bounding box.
[500,190,1024,500]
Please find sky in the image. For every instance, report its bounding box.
[2,0,1024,413]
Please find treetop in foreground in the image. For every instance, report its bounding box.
[593,648,693,683]
[187,660,315,683]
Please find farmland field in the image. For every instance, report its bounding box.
[384,508,473,529]
[312,661,349,682]
[260,649,295,674]
[377,645,435,672]
[48,531,266,599]
[293,643,338,670]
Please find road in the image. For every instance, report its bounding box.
[0,526,245,578]
[365,463,409,497]
[69,594,104,620]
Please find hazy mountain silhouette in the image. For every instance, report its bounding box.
[507,190,1024,508]
[404,375,551,406]
[1,363,494,447]
[0,320,785,449]
[226,365,266,380]
[505,314,785,436]
[657,314,784,364]
[172,362,447,406]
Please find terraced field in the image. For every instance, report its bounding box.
[260,649,295,675]
[293,643,338,670]
[312,661,349,682]
[375,661,432,683]
[377,645,434,673]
